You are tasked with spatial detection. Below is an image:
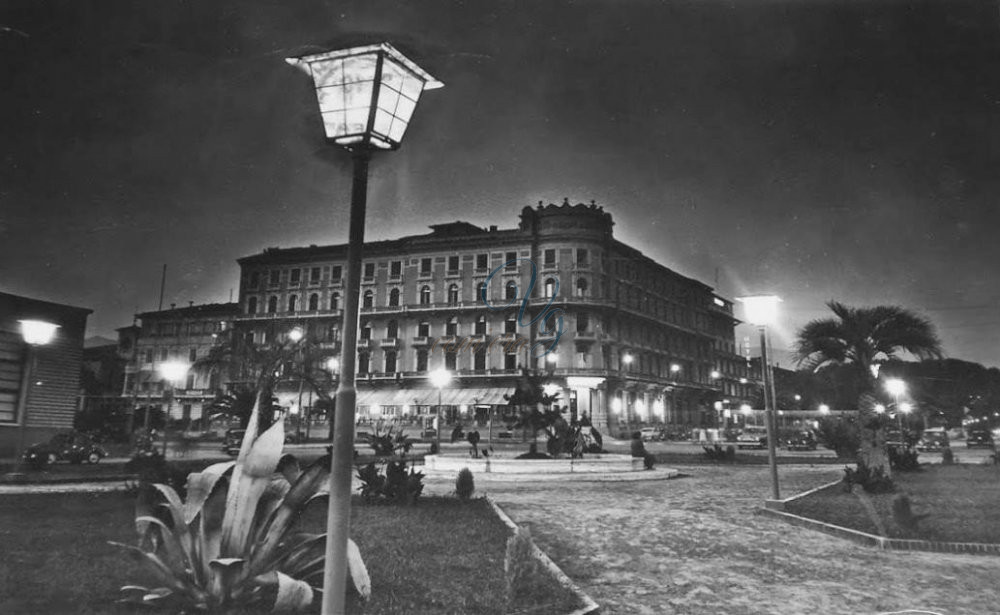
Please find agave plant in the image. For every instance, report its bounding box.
[110,395,370,612]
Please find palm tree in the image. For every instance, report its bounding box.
[794,301,942,477]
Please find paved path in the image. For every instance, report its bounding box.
[458,465,1000,615]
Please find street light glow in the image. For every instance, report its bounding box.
[819,404,830,414]
[18,319,59,346]
[670,363,681,373]
[874,404,886,414]
[326,357,340,372]
[543,383,561,397]
[885,378,906,397]
[622,353,634,365]
[429,367,452,389]
[158,360,191,383]
[710,370,721,379]
[288,327,304,342]
[900,402,913,414]
[736,294,782,327]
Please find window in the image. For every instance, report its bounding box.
[330,293,340,311]
[310,267,321,283]
[331,265,342,280]
[448,255,459,273]
[504,352,517,370]
[476,282,487,302]
[269,270,280,287]
[386,320,398,339]
[505,281,517,301]
[544,249,556,266]
[476,253,488,270]
[474,347,486,370]
[144,349,153,364]
[576,278,589,297]
[189,347,197,362]
[290,269,301,285]
[361,322,372,340]
[247,297,258,314]
[475,315,487,335]
[358,353,370,375]
[267,296,278,313]
[445,352,457,371]
[505,251,517,270]
[288,295,298,313]
[249,272,260,289]
[544,278,556,298]
[363,290,374,309]
[577,313,590,333]
[388,288,400,307]
[419,286,431,305]
[447,284,459,305]
[390,260,402,277]
[577,249,589,267]
[420,258,432,275]
[446,317,459,336]
[363,262,375,279]
[308,293,319,311]
[160,348,168,361]
[418,322,430,337]
[416,349,428,372]
[384,351,397,374]
[185,373,195,390]
[505,315,517,334]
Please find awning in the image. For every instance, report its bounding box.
[355,387,513,408]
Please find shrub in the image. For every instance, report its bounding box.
[817,417,860,458]
[123,452,189,498]
[888,446,921,472]
[703,444,736,463]
[455,467,475,500]
[942,447,954,465]
[356,460,425,506]
[843,462,894,494]
[365,425,413,457]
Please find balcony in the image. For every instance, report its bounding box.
[357,339,372,349]
[235,308,343,322]
[379,338,400,348]
[574,330,598,341]
[411,336,432,346]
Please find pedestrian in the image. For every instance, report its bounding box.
[467,429,481,458]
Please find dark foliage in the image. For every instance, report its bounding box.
[356,460,425,506]
[816,416,861,459]
[891,493,930,533]
[122,452,189,498]
[365,425,413,457]
[843,463,894,494]
[888,446,921,472]
[703,444,737,463]
[455,467,475,501]
[941,447,954,465]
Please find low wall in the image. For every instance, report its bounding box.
[424,453,644,474]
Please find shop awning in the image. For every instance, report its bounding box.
[355,387,513,408]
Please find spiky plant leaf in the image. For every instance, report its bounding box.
[254,570,314,612]
[183,461,235,524]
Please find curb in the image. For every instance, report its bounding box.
[425,467,678,483]
[486,496,600,615]
[761,482,1000,557]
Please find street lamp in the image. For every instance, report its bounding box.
[885,378,907,432]
[7,320,59,476]
[819,404,830,415]
[157,360,191,456]
[737,294,782,500]
[429,368,452,453]
[287,41,442,615]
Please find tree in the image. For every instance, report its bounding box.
[794,301,942,478]
[504,369,561,445]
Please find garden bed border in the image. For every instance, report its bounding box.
[486,496,600,615]
[761,479,1000,556]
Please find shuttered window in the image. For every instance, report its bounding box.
[0,331,24,423]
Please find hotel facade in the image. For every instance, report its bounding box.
[234,201,752,433]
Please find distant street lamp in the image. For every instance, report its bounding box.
[158,360,191,456]
[7,320,59,476]
[819,404,830,415]
[287,41,442,615]
[429,368,452,453]
[885,378,907,432]
[737,294,782,500]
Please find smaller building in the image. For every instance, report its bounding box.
[0,291,91,458]
[121,302,240,426]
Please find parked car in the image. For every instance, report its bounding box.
[222,428,247,456]
[23,432,107,467]
[916,431,949,452]
[736,427,768,449]
[639,427,664,442]
[966,430,995,449]
[785,430,817,451]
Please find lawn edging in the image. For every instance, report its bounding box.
[486,496,600,615]
[761,480,1000,557]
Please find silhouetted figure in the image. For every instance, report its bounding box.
[467,429,481,458]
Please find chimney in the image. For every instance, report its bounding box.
[489,225,498,232]
[189,301,194,307]
[170,303,176,310]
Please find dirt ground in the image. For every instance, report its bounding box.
[435,465,1000,615]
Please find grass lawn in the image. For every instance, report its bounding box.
[0,492,582,615]
[784,464,1000,543]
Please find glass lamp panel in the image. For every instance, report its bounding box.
[342,81,374,112]
[380,60,408,91]
[344,107,371,135]
[399,73,424,100]
[310,59,345,89]
[376,86,401,115]
[388,118,409,142]
[316,85,346,113]
[341,54,379,84]
[372,108,393,136]
[320,111,348,140]
[394,94,418,124]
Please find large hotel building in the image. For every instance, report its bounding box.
[232,201,751,432]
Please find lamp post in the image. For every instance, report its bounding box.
[7,320,59,476]
[287,42,442,615]
[430,367,452,453]
[157,360,191,457]
[737,294,782,500]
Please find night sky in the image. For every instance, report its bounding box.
[2,0,1000,366]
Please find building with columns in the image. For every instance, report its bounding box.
[234,201,752,435]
